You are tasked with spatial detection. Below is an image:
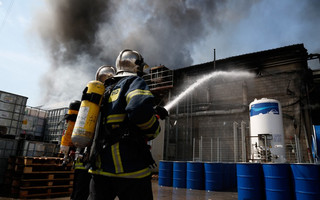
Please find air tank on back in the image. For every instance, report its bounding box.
[249,98,286,163]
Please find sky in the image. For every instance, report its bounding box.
[0,0,319,108]
[0,0,49,107]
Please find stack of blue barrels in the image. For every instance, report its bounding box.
[159,161,320,200]
[158,161,237,191]
[237,163,320,200]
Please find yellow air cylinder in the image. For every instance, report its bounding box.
[60,100,81,155]
[71,80,105,148]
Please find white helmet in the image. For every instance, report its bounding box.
[95,65,116,83]
[115,49,149,76]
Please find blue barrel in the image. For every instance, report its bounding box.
[291,164,320,200]
[262,163,293,200]
[223,163,237,191]
[158,161,173,186]
[315,126,320,155]
[237,163,264,200]
[173,161,187,188]
[187,162,204,190]
[204,162,223,191]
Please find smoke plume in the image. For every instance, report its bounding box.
[34,0,320,106]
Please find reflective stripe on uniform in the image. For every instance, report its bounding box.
[107,114,126,123]
[95,155,101,169]
[88,167,151,178]
[126,89,152,104]
[137,116,156,130]
[74,166,86,170]
[111,143,123,173]
[145,125,161,139]
[74,161,85,170]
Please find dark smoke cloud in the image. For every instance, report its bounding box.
[36,0,114,67]
[36,0,250,105]
[34,0,319,106]
[35,0,116,105]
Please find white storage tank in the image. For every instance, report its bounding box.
[249,98,286,163]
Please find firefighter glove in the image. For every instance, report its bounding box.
[154,106,168,120]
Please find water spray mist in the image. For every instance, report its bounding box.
[164,70,254,111]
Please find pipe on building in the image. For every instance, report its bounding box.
[233,122,238,162]
[241,121,247,162]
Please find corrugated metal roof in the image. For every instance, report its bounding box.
[175,43,308,73]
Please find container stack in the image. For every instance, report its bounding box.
[158,160,237,192]
[3,156,74,199]
[237,163,320,200]
[0,90,28,138]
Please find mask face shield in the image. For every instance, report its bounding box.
[143,63,149,71]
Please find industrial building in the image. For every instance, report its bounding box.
[144,43,320,165]
[0,43,320,198]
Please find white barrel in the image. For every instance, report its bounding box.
[249,98,286,163]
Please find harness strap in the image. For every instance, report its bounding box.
[81,92,102,105]
[64,114,77,122]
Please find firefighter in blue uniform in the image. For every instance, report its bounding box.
[88,49,168,200]
[71,65,116,200]
[70,147,91,200]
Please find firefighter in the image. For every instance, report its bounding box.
[71,65,116,200]
[70,148,90,200]
[95,65,116,83]
[88,49,168,200]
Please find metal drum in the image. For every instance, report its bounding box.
[186,162,204,190]
[223,162,237,191]
[262,163,293,200]
[204,162,223,191]
[237,163,264,200]
[291,164,320,200]
[158,160,173,186]
[173,161,187,188]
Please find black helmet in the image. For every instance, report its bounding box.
[115,49,149,76]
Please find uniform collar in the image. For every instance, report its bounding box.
[114,71,137,77]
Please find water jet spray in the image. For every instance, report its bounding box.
[164,70,254,111]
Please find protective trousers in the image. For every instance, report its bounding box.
[71,169,91,200]
[88,174,153,200]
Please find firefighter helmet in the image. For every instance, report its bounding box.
[115,49,149,76]
[95,65,116,83]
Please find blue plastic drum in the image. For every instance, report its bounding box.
[173,161,187,188]
[158,160,173,186]
[223,163,237,191]
[237,163,264,200]
[262,163,293,200]
[204,162,223,191]
[186,162,204,190]
[291,164,320,200]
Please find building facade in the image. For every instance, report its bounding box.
[145,44,318,163]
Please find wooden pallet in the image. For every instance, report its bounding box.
[15,156,66,165]
[19,185,72,198]
[12,177,74,187]
[14,163,73,173]
[12,185,73,199]
[3,156,74,199]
